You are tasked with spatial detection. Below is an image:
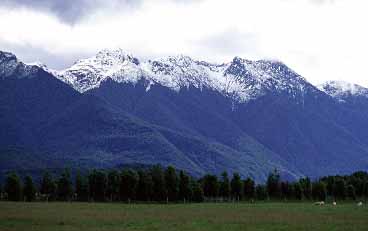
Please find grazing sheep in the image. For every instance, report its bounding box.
[314,201,325,206]
[332,201,337,206]
[357,201,363,206]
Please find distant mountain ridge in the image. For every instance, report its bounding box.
[55,49,311,103]
[1,49,368,182]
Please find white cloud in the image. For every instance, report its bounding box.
[0,0,367,86]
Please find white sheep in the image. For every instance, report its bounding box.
[357,201,363,207]
[314,201,325,206]
[332,201,337,206]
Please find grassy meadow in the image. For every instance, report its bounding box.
[0,202,367,231]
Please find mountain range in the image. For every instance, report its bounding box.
[1,49,368,182]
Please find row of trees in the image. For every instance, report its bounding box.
[0,166,203,203]
[1,167,368,203]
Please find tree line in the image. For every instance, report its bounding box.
[1,166,368,203]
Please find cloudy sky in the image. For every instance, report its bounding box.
[0,0,367,86]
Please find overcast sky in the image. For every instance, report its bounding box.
[0,0,367,86]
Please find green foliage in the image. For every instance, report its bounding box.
[243,177,255,200]
[165,166,178,202]
[178,170,191,202]
[88,170,106,202]
[293,182,303,200]
[1,167,368,204]
[255,185,268,200]
[324,176,335,197]
[219,172,230,200]
[280,181,290,200]
[231,173,243,201]
[120,169,138,202]
[266,169,281,199]
[57,169,73,201]
[299,177,312,200]
[334,178,346,200]
[346,184,356,200]
[202,174,219,199]
[312,181,327,201]
[191,180,204,202]
[40,171,57,201]
[106,170,120,202]
[4,172,22,201]
[136,170,153,201]
[150,165,167,201]
[23,175,36,202]
[75,172,89,201]
[364,180,368,199]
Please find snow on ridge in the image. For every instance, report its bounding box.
[0,48,293,102]
[318,80,368,99]
[54,48,312,102]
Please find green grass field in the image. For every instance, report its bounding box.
[0,202,367,231]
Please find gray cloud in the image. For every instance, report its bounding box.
[1,0,141,25]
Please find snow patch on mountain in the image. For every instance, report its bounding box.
[318,81,368,100]
[54,49,312,103]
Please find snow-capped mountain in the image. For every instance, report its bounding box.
[318,81,368,101]
[56,49,311,103]
[2,49,368,181]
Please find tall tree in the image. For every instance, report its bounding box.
[324,176,336,199]
[299,177,312,200]
[219,171,231,200]
[136,170,153,201]
[267,170,281,199]
[40,171,56,201]
[165,166,178,202]
[106,170,120,202]
[4,172,22,201]
[202,174,219,199]
[120,169,138,202]
[88,170,107,202]
[243,177,255,200]
[75,172,89,201]
[287,182,296,200]
[178,170,191,202]
[334,178,346,200]
[255,185,268,200]
[231,173,243,201]
[293,182,303,200]
[312,181,327,201]
[346,184,356,200]
[364,180,368,201]
[281,181,290,200]
[0,181,3,200]
[57,169,73,201]
[191,179,204,202]
[150,165,166,201]
[23,175,36,202]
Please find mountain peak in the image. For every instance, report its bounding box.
[95,48,139,64]
[0,51,17,62]
[0,50,43,79]
[318,81,368,99]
